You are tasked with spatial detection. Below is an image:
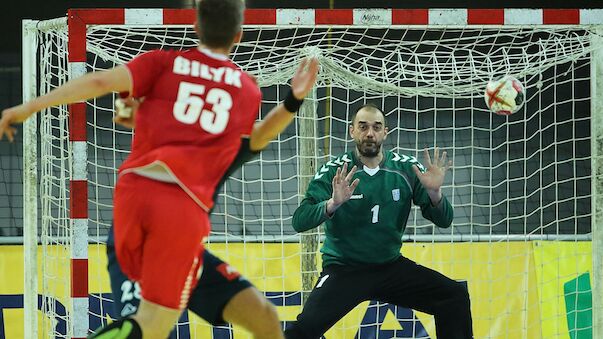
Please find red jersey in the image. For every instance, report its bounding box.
[119,47,261,211]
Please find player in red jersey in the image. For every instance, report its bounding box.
[0,0,318,337]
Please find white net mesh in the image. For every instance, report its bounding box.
[34,19,598,338]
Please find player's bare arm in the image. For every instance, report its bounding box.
[412,146,453,205]
[249,57,319,151]
[326,162,359,216]
[0,66,132,142]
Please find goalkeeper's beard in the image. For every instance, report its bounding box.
[356,140,381,158]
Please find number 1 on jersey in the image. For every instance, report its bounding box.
[173,81,232,134]
[371,205,379,223]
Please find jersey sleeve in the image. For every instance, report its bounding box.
[410,159,454,228]
[291,160,337,233]
[125,50,168,98]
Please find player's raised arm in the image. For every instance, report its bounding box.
[0,66,131,142]
[249,57,319,151]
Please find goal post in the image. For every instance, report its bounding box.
[591,25,603,339]
[22,18,38,339]
[22,8,603,338]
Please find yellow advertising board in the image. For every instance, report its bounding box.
[0,241,592,338]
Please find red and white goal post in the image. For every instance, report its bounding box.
[22,8,603,339]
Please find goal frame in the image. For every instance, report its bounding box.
[22,8,603,338]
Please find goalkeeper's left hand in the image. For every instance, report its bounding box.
[413,147,452,205]
[113,97,142,129]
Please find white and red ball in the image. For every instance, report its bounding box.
[484,76,525,116]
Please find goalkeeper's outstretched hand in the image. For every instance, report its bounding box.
[327,162,359,215]
[413,147,452,204]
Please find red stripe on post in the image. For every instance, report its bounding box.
[468,9,504,24]
[163,9,196,24]
[70,9,125,24]
[316,9,353,25]
[71,259,89,298]
[392,9,428,25]
[245,9,276,24]
[67,10,86,62]
[543,9,580,24]
[69,103,87,142]
[70,180,88,219]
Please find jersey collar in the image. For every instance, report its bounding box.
[197,47,229,61]
[350,149,387,169]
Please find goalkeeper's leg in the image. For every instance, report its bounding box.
[374,256,473,339]
[284,265,372,338]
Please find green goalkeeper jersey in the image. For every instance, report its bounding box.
[292,150,453,267]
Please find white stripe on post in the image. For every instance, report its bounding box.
[580,9,603,24]
[504,9,543,25]
[72,141,87,181]
[429,9,468,25]
[353,9,392,25]
[72,297,89,338]
[125,8,164,25]
[71,219,89,260]
[69,62,87,79]
[276,9,315,25]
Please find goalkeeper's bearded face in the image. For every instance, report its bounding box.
[350,107,388,158]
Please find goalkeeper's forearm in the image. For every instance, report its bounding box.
[291,198,329,233]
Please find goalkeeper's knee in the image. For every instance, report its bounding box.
[88,318,142,339]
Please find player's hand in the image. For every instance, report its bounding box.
[113,97,141,129]
[331,162,360,206]
[0,104,33,142]
[290,57,319,100]
[413,147,452,194]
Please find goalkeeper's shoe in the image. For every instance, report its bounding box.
[88,318,142,339]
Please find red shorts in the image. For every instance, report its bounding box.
[113,173,209,310]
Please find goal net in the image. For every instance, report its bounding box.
[23,8,602,339]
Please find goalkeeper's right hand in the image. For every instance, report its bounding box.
[113,97,141,129]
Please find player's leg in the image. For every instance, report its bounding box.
[106,225,141,319]
[186,251,282,338]
[131,180,206,338]
[222,287,282,339]
[284,265,373,339]
[87,300,180,339]
[89,175,147,339]
[108,226,280,338]
[106,230,181,339]
[375,256,473,339]
[91,174,208,338]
